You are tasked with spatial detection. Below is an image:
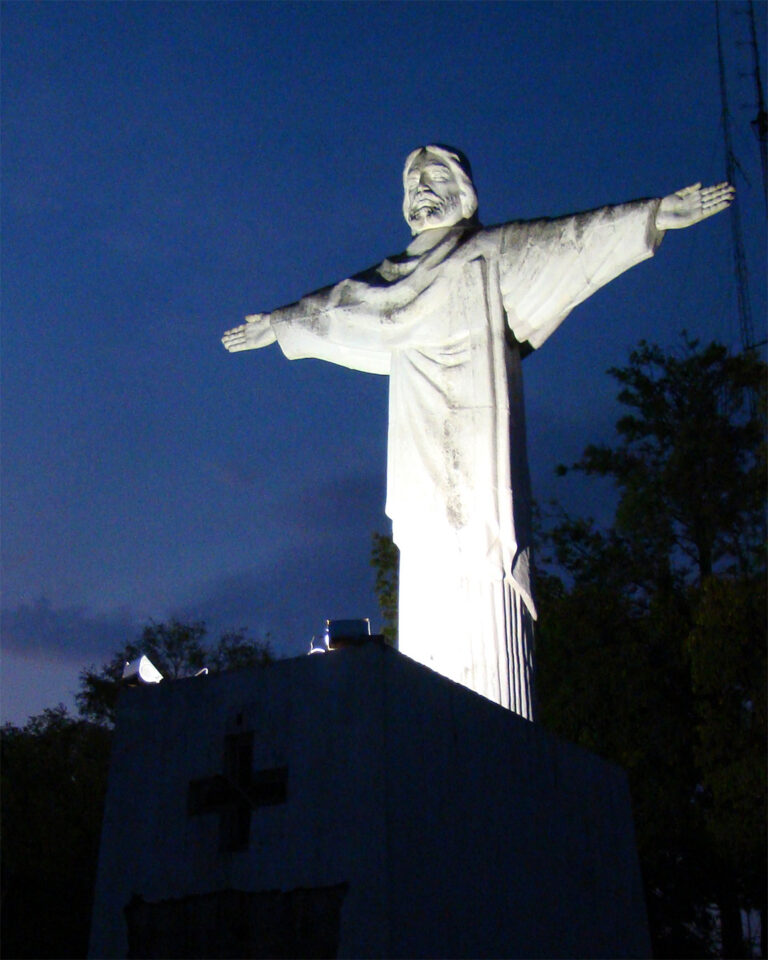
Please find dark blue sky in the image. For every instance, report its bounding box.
[2,1,765,724]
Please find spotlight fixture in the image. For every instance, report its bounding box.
[122,655,164,686]
[308,635,329,655]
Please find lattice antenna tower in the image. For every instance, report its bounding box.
[715,0,756,353]
[745,0,767,212]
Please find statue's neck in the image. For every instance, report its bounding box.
[406,224,460,256]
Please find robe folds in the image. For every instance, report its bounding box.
[270,199,664,718]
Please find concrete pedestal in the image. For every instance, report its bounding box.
[89,642,650,958]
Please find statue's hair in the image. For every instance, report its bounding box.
[402,144,479,224]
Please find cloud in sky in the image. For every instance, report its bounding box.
[1,597,139,665]
[2,469,387,663]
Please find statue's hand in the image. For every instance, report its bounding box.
[655,181,735,231]
[222,313,277,352]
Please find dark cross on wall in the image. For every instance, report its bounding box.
[188,731,288,852]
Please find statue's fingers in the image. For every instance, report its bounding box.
[696,199,732,222]
[701,182,734,198]
[701,184,735,208]
[676,182,702,198]
[708,199,733,215]
[702,196,734,212]
[223,326,247,340]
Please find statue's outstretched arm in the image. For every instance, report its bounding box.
[222,313,277,352]
[655,181,735,231]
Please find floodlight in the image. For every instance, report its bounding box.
[122,655,164,686]
[308,635,329,655]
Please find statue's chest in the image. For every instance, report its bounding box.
[389,256,502,414]
[402,255,489,346]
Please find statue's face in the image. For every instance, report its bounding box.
[404,149,464,234]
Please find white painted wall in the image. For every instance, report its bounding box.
[89,644,650,958]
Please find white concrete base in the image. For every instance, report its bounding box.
[89,643,650,959]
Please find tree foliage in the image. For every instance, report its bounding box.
[76,619,272,726]
[1,706,112,958]
[371,531,399,646]
[537,337,766,958]
[561,335,765,581]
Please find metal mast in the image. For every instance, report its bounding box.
[746,0,767,212]
[715,0,756,353]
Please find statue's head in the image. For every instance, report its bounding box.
[402,145,479,235]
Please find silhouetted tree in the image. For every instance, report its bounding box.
[561,335,765,583]
[1,707,112,959]
[687,574,767,959]
[537,336,766,957]
[77,619,272,726]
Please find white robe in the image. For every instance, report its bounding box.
[270,200,664,718]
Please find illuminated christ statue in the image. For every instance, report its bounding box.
[223,145,733,720]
